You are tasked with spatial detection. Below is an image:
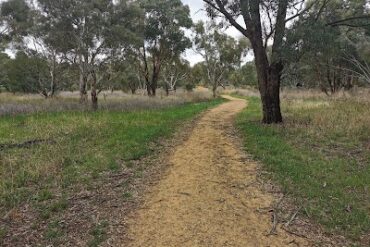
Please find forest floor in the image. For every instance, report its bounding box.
[125,96,312,246]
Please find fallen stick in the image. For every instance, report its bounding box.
[282,227,308,239]
[285,206,302,227]
[267,195,284,236]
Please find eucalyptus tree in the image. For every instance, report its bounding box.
[36,0,141,109]
[0,0,30,49]
[203,0,370,123]
[4,51,51,95]
[282,0,370,93]
[161,58,189,96]
[193,21,248,97]
[139,0,192,96]
[189,62,208,87]
[106,52,145,94]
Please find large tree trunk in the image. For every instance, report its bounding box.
[252,38,283,124]
[257,66,283,124]
[262,65,283,124]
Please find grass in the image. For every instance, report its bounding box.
[0,89,213,116]
[88,221,109,247]
[45,220,65,243]
[236,96,370,243]
[0,98,222,212]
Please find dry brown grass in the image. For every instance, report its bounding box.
[220,87,260,97]
[0,88,213,116]
[281,87,370,102]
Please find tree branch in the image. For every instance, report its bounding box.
[326,15,370,26]
[203,0,250,38]
[285,0,320,23]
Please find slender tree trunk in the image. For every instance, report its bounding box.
[79,71,88,103]
[91,89,98,111]
[212,83,217,98]
[150,62,161,97]
[50,71,56,98]
[150,82,157,96]
[50,81,56,98]
[91,71,98,111]
[49,56,57,98]
[165,83,170,96]
[40,89,49,99]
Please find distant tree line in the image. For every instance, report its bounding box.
[1,0,369,121]
[0,0,253,109]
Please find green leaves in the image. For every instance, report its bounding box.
[141,0,192,56]
[0,0,31,47]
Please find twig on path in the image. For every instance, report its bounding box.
[282,227,308,239]
[267,210,279,236]
[285,206,302,228]
[267,195,284,236]
[287,239,299,246]
[178,192,191,196]
[244,181,257,188]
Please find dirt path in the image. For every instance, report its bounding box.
[126,96,309,246]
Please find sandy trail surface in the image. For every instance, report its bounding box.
[126,95,309,247]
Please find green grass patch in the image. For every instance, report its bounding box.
[44,220,65,243]
[0,227,7,241]
[236,96,370,241]
[87,221,109,247]
[88,221,109,247]
[0,99,223,211]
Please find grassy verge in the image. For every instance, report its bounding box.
[236,96,370,243]
[0,98,222,213]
